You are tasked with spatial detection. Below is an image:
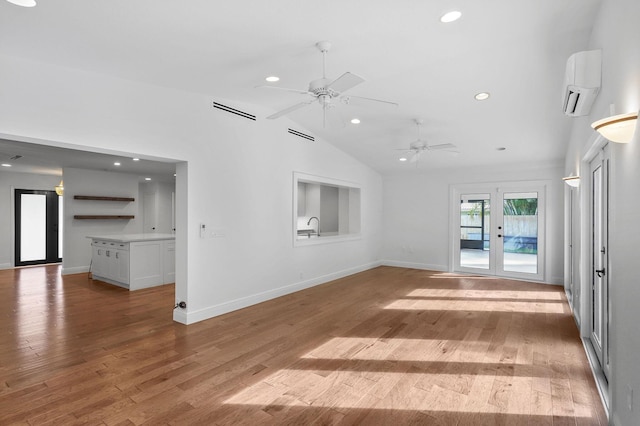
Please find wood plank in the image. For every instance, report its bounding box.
[0,265,607,424]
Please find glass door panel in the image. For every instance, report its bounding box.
[20,194,47,262]
[459,195,491,270]
[501,192,538,274]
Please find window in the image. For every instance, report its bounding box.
[293,172,361,246]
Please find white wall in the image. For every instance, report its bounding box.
[62,168,142,274]
[0,54,383,325]
[0,171,61,269]
[382,162,565,284]
[564,0,640,423]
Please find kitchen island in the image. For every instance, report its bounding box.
[88,233,175,290]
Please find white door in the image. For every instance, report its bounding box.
[590,146,609,379]
[453,184,545,281]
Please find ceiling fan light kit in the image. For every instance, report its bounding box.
[397,119,459,165]
[262,41,397,125]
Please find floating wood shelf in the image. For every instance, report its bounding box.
[74,195,135,202]
[74,215,135,220]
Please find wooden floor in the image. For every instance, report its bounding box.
[0,265,606,425]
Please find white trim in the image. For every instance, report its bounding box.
[61,265,89,275]
[175,261,382,325]
[0,263,12,270]
[380,260,447,272]
[582,338,611,418]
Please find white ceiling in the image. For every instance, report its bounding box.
[0,0,601,175]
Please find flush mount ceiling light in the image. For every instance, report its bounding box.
[55,180,64,196]
[114,162,121,166]
[6,0,36,7]
[350,118,361,124]
[265,76,280,82]
[399,157,408,162]
[475,92,490,101]
[145,177,151,181]
[440,10,462,23]
[562,176,580,188]
[591,111,638,143]
[1,163,11,167]
[132,158,140,161]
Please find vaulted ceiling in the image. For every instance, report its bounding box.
[0,0,601,174]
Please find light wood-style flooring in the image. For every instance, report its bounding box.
[0,265,606,425]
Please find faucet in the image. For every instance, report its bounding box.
[307,216,320,236]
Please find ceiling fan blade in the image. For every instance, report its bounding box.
[342,94,399,107]
[409,151,421,163]
[327,72,365,93]
[427,143,457,151]
[256,85,311,95]
[267,101,315,119]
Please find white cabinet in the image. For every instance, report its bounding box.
[90,235,174,290]
[91,241,130,287]
[163,241,176,284]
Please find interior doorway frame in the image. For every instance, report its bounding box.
[1,132,187,324]
[575,134,612,414]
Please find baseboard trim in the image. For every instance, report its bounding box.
[582,338,610,420]
[179,261,382,325]
[0,263,12,270]
[380,260,447,272]
[61,266,90,275]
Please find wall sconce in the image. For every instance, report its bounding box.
[55,180,64,196]
[562,176,580,187]
[591,111,638,143]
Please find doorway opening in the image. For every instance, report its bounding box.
[14,189,62,266]
[452,182,546,281]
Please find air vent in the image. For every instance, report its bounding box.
[288,128,314,142]
[212,102,256,121]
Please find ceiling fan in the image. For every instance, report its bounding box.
[398,119,458,164]
[260,41,397,125]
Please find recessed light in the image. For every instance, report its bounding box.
[173,173,177,177]
[496,147,506,151]
[132,158,140,162]
[440,11,462,23]
[6,0,37,7]
[475,92,490,101]
[114,162,121,166]
[265,76,280,82]
[1,163,12,167]
[350,118,361,124]
[399,157,408,162]
[145,177,151,181]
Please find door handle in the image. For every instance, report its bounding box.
[596,268,605,278]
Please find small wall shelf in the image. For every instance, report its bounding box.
[74,215,135,220]
[74,195,135,202]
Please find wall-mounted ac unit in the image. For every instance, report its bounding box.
[562,49,601,117]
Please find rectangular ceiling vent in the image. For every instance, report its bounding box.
[212,102,256,121]
[288,128,314,142]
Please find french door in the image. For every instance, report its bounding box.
[14,189,62,266]
[590,146,609,379]
[453,184,545,281]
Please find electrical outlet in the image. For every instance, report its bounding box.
[199,223,206,239]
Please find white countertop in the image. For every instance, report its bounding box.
[87,233,175,243]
